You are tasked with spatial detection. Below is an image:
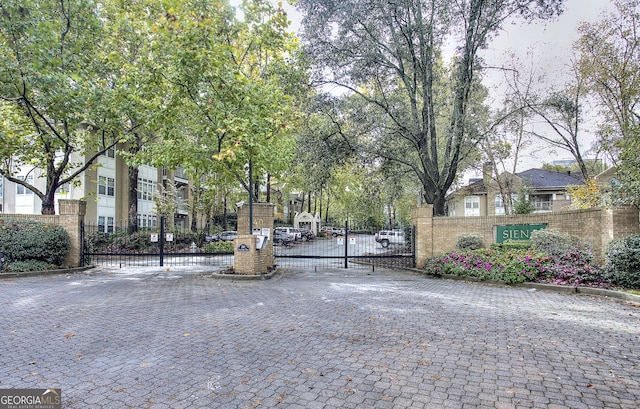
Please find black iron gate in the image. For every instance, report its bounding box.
[81,217,233,267]
[274,222,415,270]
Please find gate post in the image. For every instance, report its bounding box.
[233,202,274,275]
[59,199,87,268]
[411,204,434,269]
[344,220,349,268]
[160,216,165,267]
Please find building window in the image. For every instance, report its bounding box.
[137,214,157,229]
[16,175,34,195]
[495,194,517,216]
[98,176,115,196]
[464,196,480,217]
[98,216,115,233]
[137,178,155,201]
[0,176,3,198]
[103,147,116,158]
[56,182,70,194]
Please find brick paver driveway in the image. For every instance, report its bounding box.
[1,266,638,408]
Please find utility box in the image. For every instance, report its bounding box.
[255,235,268,250]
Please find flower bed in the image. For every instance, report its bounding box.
[425,247,611,288]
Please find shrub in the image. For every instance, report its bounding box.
[424,243,607,288]
[0,218,70,266]
[6,260,59,273]
[530,229,593,263]
[490,241,531,250]
[204,241,233,253]
[603,235,640,289]
[456,233,484,250]
[424,248,546,284]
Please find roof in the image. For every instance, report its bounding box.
[516,169,585,189]
[447,168,585,199]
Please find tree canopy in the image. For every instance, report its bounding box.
[577,0,640,207]
[297,0,565,215]
[0,0,123,214]
[0,0,305,216]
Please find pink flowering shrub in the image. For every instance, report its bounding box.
[425,245,610,287]
[425,248,549,284]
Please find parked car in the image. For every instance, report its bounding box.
[218,231,238,242]
[273,230,293,246]
[375,230,405,248]
[275,227,301,241]
[321,227,344,237]
[205,234,219,243]
[299,229,315,241]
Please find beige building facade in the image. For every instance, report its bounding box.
[0,144,193,230]
[446,168,584,217]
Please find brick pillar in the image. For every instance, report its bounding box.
[411,205,434,269]
[234,202,275,274]
[599,206,640,264]
[58,199,87,268]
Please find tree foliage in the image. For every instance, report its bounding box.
[141,0,302,200]
[0,0,125,214]
[297,0,565,215]
[577,0,640,206]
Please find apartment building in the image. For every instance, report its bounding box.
[0,144,192,231]
[446,168,585,217]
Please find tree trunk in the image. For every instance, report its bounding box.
[128,166,139,234]
[222,195,228,230]
[191,208,197,232]
[41,199,56,215]
[266,173,271,203]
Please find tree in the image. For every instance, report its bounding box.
[577,0,640,146]
[297,0,565,215]
[99,0,169,233]
[479,50,541,215]
[0,0,124,214]
[141,0,301,216]
[577,0,640,206]
[526,58,600,179]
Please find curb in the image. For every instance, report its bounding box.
[420,271,640,304]
[519,282,640,303]
[0,265,96,279]
[208,269,278,280]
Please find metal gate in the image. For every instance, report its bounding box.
[274,222,415,270]
[81,218,233,267]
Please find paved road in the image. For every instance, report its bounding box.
[0,266,638,408]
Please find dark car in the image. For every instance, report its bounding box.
[299,229,315,241]
[273,230,293,246]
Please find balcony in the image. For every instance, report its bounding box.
[174,167,188,184]
[176,198,189,215]
[533,200,552,212]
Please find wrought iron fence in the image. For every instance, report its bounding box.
[274,222,415,270]
[82,217,233,267]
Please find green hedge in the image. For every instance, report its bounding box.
[0,218,71,269]
[604,235,640,289]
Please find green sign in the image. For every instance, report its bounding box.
[496,224,546,243]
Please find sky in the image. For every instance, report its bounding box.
[283,0,617,176]
[475,0,616,175]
